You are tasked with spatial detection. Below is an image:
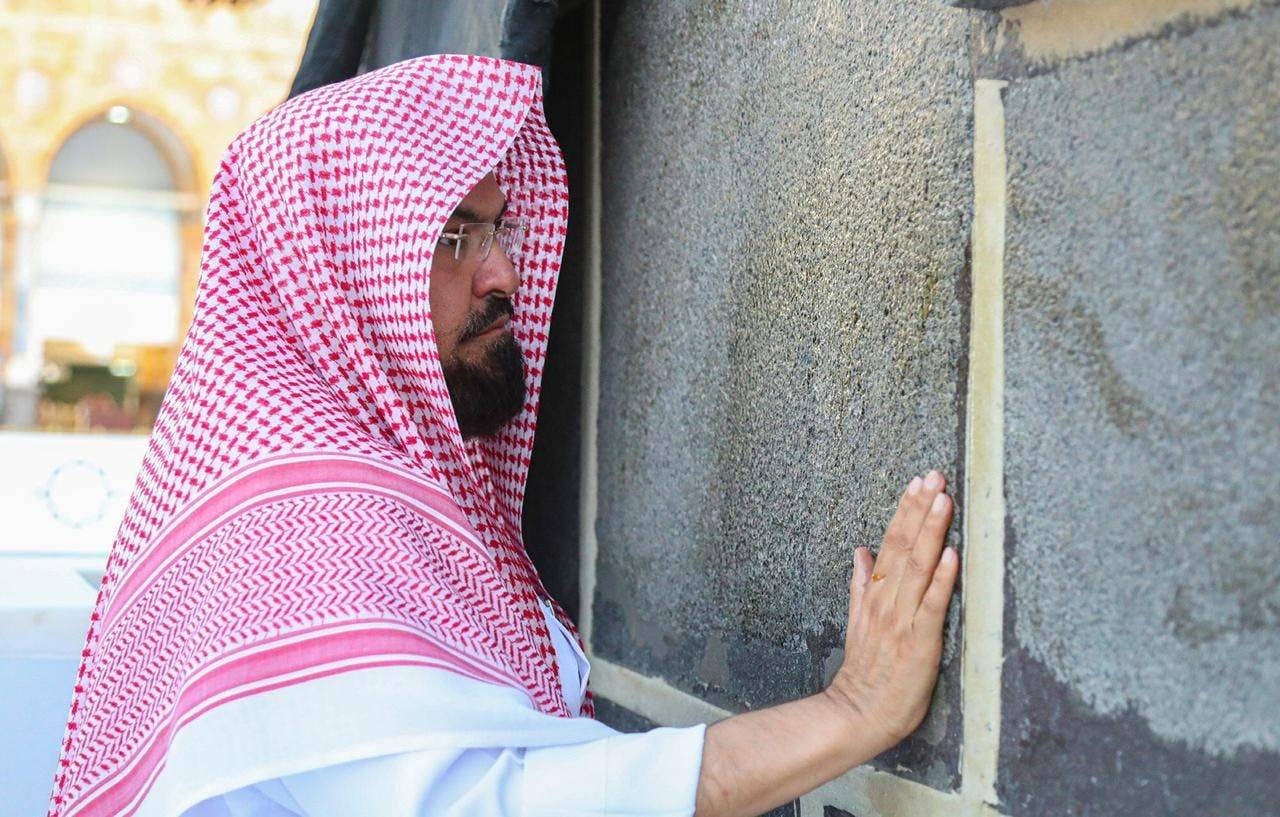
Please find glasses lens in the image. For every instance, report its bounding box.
[448,221,526,263]
[497,220,526,258]
[449,223,483,263]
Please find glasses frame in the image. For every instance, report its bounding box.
[438,218,528,264]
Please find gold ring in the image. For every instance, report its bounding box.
[871,572,887,583]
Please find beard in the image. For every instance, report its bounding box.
[441,298,526,438]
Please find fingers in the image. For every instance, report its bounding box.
[895,489,953,618]
[872,471,947,581]
[917,546,960,629]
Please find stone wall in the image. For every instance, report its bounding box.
[576,1,1280,814]
[994,3,1280,815]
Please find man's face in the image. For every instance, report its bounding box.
[429,172,525,438]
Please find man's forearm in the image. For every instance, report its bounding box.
[694,689,887,817]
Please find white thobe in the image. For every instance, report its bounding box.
[182,598,707,816]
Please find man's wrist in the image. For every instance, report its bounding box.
[819,677,893,765]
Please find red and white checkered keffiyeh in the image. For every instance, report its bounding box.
[48,53,591,817]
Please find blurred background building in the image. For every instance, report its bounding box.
[0,0,313,439]
[0,2,314,812]
[0,0,313,549]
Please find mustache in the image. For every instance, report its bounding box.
[458,297,515,342]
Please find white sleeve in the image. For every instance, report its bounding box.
[521,723,708,816]
[218,722,707,817]
[181,605,706,817]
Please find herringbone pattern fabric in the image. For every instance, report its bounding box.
[48,54,591,817]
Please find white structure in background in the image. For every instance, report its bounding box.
[0,107,189,817]
[0,4,316,812]
[3,107,189,542]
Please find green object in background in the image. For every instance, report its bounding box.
[40,363,130,406]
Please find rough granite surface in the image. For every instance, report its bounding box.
[595,0,974,789]
[999,5,1280,813]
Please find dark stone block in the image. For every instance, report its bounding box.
[948,0,1031,9]
[1000,7,1280,814]
[594,0,973,790]
[1000,645,1280,815]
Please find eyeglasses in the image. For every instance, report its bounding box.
[438,218,528,264]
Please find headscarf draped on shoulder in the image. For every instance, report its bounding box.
[49,54,590,817]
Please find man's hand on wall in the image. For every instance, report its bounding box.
[695,472,959,817]
[823,470,959,754]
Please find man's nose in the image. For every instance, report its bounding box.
[473,243,521,299]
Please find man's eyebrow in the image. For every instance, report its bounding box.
[450,200,508,223]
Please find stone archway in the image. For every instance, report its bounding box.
[5,105,198,434]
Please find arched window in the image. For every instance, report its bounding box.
[3,107,195,433]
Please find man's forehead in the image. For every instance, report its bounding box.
[450,197,507,223]
[449,174,507,222]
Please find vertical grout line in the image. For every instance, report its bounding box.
[577,0,603,652]
[959,77,1008,811]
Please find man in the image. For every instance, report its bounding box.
[48,55,957,817]
[427,171,528,440]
